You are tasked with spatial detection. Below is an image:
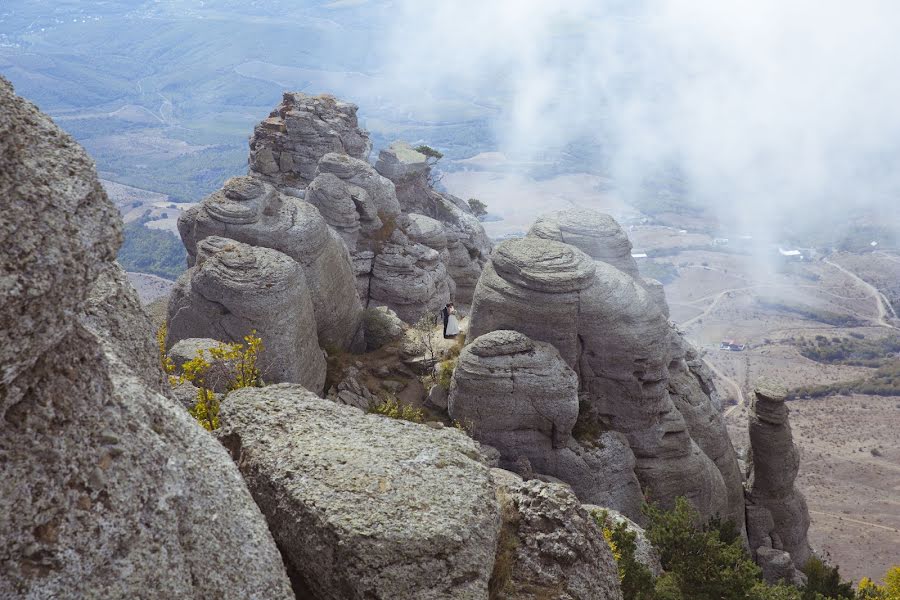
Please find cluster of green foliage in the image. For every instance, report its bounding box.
[594,497,897,600]
[160,328,265,430]
[756,298,866,327]
[368,392,424,423]
[637,260,679,285]
[437,357,457,390]
[795,333,900,367]
[414,144,444,163]
[788,359,900,399]
[467,198,488,218]
[117,214,187,280]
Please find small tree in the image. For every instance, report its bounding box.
[414,144,444,188]
[413,312,440,376]
[467,198,488,219]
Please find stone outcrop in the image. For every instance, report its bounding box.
[362,306,407,351]
[368,240,452,323]
[668,333,746,532]
[491,470,623,600]
[315,152,402,220]
[218,384,500,600]
[249,92,371,190]
[745,386,813,572]
[177,175,363,350]
[466,228,740,525]
[167,237,326,394]
[0,77,293,599]
[449,330,644,515]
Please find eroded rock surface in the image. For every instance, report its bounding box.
[249,92,371,189]
[0,77,292,599]
[449,330,644,514]
[167,237,326,394]
[177,176,363,350]
[746,386,813,571]
[218,384,500,600]
[491,470,623,600]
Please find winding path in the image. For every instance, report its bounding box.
[823,257,897,327]
[808,509,900,533]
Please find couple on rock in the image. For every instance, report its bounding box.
[441,303,460,339]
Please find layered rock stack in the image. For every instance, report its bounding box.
[745,386,813,583]
[456,209,745,529]
[167,236,327,393]
[0,76,294,599]
[243,93,492,317]
[249,92,372,191]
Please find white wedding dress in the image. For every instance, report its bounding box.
[445,310,460,336]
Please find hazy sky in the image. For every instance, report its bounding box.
[371,0,900,240]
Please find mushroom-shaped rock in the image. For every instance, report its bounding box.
[468,238,596,366]
[167,237,326,394]
[746,386,813,569]
[0,77,293,599]
[490,471,624,600]
[528,209,639,277]
[177,176,363,351]
[315,152,401,219]
[449,330,579,449]
[218,384,500,600]
[249,92,371,189]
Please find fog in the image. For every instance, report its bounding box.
[369,0,900,243]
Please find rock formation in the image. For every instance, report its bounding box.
[745,386,813,574]
[491,469,623,600]
[249,92,371,190]
[587,507,664,577]
[465,224,739,527]
[177,175,364,351]
[218,384,500,600]
[167,236,327,394]
[0,77,293,599]
[449,330,644,514]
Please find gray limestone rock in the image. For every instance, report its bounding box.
[0,76,122,387]
[0,78,292,598]
[528,209,639,277]
[756,547,807,587]
[79,263,169,395]
[249,92,371,188]
[369,242,452,323]
[362,306,408,351]
[305,172,367,250]
[746,386,813,569]
[491,472,623,600]
[374,141,431,183]
[449,330,645,518]
[468,234,730,522]
[403,213,448,251]
[218,384,501,600]
[668,334,746,535]
[166,237,326,394]
[177,175,363,351]
[315,151,402,219]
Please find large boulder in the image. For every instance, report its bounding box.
[177,176,363,351]
[745,386,813,570]
[368,241,453,323]
[490,470,623,600]
[448,330,645,516]
[0,77,293,599]
[315,151,401,219]
[218,384,501,600]
[167,237,326,394]
[249,92,371,190]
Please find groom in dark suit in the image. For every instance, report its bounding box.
[440,304,450,338]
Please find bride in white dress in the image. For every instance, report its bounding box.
[445,303,460,337]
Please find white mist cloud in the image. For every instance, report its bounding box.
[371,0,900,240]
